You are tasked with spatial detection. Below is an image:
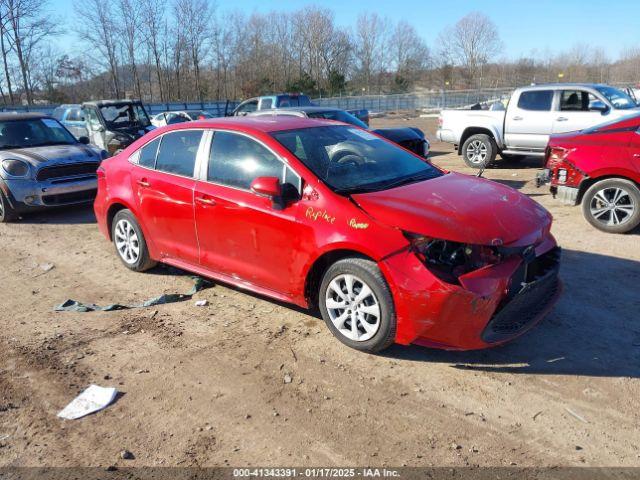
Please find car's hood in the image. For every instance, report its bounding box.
[0,144,102,168]
[352,172,551,246]
[372,127,423,143]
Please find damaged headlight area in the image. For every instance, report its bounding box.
[404,232,501,284]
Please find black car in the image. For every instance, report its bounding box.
[250,106,430,157]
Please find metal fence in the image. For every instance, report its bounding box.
[0,100,240,117]
[314,88,515,113]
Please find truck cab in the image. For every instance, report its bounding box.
[232,94,312,116]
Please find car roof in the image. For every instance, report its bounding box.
[83,99,143,107]
[0,112,49,121]
[518,83,610,91]
[165,115,339,133]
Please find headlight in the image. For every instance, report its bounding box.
[2,159,30,177]
[404,232,501,284]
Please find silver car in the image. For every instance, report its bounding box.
[0,113,107,222]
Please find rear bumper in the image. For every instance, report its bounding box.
[3,177,97,212]
[382,236,561,350]
[550,185,579,205]
[436,129,456,143]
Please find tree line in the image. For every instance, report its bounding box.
[1,0,639,106]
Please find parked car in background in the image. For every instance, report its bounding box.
[250,106,430,157]
[0,113,107,222]
[51,104,88,140]
[537,112,640,234]
[151,110,215,127]
[94,116,560,353]
[437,83,640,168]
[81,100,155,156]
[232,93,313,116]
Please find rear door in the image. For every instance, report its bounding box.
[504,89,554,150]
[130,129,206,264]
[553,89,605,134]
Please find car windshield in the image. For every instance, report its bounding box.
[594,86,638,109]
[0,118,77,150]
[272,125,442,193]
[306,110,368,129]
[99,104,151,128]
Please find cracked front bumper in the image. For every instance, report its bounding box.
[381,236,561,350]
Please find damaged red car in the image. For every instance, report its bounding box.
[539,112,640,233]
[94,117,561,353]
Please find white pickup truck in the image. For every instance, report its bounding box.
[436,83,640,168]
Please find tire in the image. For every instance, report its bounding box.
[319,258,396,353]
[111,209,157,271]
[0,190,18,223]
[462,134,497,168]
[581,178,640,234]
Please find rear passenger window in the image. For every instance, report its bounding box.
[139,138,160,168]
[517,91,553,111]
[155,130,203,177]
[261,98,273,109]
[208,131,284,189]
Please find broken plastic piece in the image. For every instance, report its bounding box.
[54,276,213,312]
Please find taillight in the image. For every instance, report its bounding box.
[96,167,106,179]
[549,146,569,161]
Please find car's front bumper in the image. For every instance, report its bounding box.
[3,176,98,212]
[381,235,561,350]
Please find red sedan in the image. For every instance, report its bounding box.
[94,117,561,352]
[540,112,640,233]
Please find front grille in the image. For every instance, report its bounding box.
[482,247,561,343]
[42,189,97,206]
[399,139,425,156]
[37,162,99,181]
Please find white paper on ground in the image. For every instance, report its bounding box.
[57,385,118,420]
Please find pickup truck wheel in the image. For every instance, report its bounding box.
[462,134,497,168]
[582,179,640,234]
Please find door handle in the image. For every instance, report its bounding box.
[195,196,216,206]
[512,116,523,121]
[556,117,568,122]
[136,178,150,188]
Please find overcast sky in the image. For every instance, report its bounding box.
[50,0,639,60]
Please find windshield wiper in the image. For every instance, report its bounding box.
[30,141,75,147]
[335,171,438,195]
[0,144,25,150]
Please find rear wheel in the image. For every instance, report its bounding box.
[582,178,640,234]
[462,134,497,168]
[111,209,157,271]
[0,190,18,223]
[319,258,396,353]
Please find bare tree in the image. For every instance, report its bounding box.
[390,20,430,88]
[74,0,121,98]
[140,0,166,101]
[117,0,143,99]
[437,12,502,88]
[353,12,389,93]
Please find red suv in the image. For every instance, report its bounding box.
[95,117,561,352]
[540,112,640,233]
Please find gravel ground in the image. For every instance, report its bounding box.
[0,115,638,468]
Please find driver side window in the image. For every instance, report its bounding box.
[235,100,258,116]
[208,131,299,192]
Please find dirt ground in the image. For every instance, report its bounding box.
[0,115,638,469]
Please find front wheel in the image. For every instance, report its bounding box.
[319,258,396,353]
[462,134,497,168]
[582,178,640,234]
[0,190,18,223]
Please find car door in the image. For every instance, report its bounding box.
[84,107,106,149]
[130,129,205,264]
[631,126,640,174]
[194,130,303,296]
[553,90,606,134]
[504,89,554,150]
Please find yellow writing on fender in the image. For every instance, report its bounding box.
[306,207,336,224]
[349,218,369,229]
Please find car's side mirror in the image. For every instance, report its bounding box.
[590,101,609,114]
[251,176,281,198]
[78,136,90,145]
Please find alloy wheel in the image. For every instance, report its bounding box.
[114,219,140,265]
[589,187,636,227]
[466,140,488,165]
[325,274,381,342]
